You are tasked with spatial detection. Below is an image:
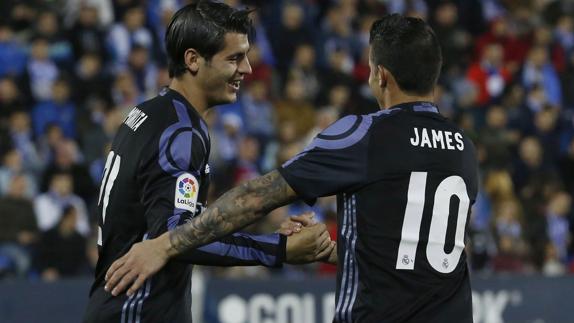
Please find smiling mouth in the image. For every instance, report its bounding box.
[228,80,241,91]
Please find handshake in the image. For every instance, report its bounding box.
[278,212,337,265]
[104,212,337,297]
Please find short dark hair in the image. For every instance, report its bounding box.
[369,14,442,95]
[165,0,254,78]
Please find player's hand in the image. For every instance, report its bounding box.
[104,235,171,297]
[285,222,334,264]
[323,242,338,265]
[276,212,316,235]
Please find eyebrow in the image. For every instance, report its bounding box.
[226,48,251,59]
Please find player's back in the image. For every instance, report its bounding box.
[84,88,208,323]
[335,102,477,322]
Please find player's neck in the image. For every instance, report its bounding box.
[381,91,434,110]
[169,78,208,114]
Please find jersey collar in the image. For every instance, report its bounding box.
[388,101,439,114]
[160,86,204,120]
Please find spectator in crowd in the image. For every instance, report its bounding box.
[106,5,154,70]
[33,10,73,67]
[7,110,41,173]
[33,171,90,236]
[240,80,275,143]
[288,43,320,101]
[545,191,572,263]
[479,105,519,170]
[561,51,574,109]
[270,2,313,78]
[0,77,26,121]
[431,1,471,75]
[274,77,316,140]
[40,139,94,202]
[31,77,76,139]
[26,36,59,102]
[126,44,158,98]
[559,137,574,196]
[0,23,27,79]
[68,4,107,62]
[37,123,64,166]
[34,205,88,281]
[491,199,528,273]
[467,43,512,107]
[522,46,562,109]
[74,53,111,106]
[0,174,38,278]
[0,148,37,198]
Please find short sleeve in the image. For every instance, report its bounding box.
[139,103,209,236]
[278,114,372,204]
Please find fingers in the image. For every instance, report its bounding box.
[105,256,126,282]
[276,221,302,235]
[290,212,316,227]
[311,223,327,236]
[316,240,336,260]
[327,242,338,265]
[111,271,139,296]
[126,274,147,297]
[105,260,131,294]
[317,231,331,251]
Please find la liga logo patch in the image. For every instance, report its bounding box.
[175,173,199,213]
[178,177,196,198]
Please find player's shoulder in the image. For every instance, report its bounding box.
[128,88,206,132]
[312,113,377,151]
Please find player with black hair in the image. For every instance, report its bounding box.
[84,2,333,322]
[106,13,477,323]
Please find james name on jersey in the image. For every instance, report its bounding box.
[410,127,465,151]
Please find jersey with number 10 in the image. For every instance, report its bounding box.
[279,102,478,323]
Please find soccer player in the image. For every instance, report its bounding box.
[105,13,478,323]
[83,2,334,323]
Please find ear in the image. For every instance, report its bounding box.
[378,65,387,89]
[184,48,202,74]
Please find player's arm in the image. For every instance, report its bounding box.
[168,170,298,256]
[174,232,287,267]
[173,212,330,267]
[105,171,333,296]
[105,114,369,295]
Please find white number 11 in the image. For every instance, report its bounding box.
[97,151,121,246]
[396,172,470,274]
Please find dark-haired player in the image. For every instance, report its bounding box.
[83,2,333,322]
[106,13,478,323]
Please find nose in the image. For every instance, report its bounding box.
[239,56,252,75]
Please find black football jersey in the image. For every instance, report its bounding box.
[84,88,286,323]
[279,102,478,323]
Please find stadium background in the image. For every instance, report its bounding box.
[0,0,573,322]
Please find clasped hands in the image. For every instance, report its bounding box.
[104,212,336,297]
[276,212,337,265]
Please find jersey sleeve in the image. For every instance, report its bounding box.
[278,115,372,205]
[138,105,209,237]
[175,232,286,267]
[139,103,287,267]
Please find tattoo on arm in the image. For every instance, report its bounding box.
[168,170,298,256]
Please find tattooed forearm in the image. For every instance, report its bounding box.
[168,170,298,256]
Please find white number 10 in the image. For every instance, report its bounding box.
[396,172,469,274]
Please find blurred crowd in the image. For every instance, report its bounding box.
[0,0,573,281]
